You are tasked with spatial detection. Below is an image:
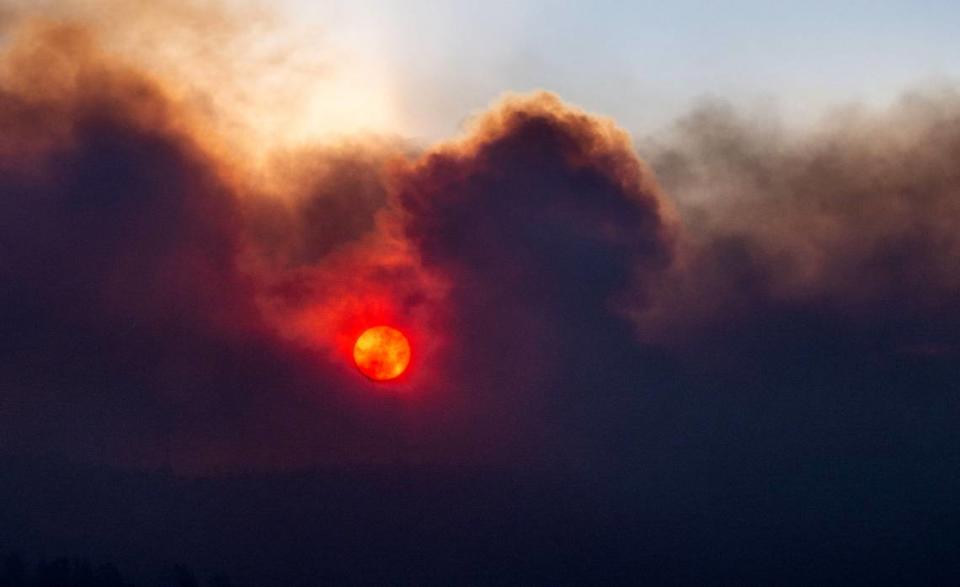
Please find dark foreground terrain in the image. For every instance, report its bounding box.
[1,453,958,586]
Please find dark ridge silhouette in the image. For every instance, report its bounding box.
[0,551,231,587]
[0,456,958,585]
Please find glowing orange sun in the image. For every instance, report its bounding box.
[353,326,411,381]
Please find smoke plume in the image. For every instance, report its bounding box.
[0,4,958,476]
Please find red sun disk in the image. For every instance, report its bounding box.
[353,325,411,381]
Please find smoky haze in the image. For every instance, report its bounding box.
[0,3,958,584]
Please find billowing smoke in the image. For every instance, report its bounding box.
[392,94,676,460]
[0,10,676,469]
[0,19,345,470]
[0,4,958,478]
[641,95,960,375]
[632,96,960,470]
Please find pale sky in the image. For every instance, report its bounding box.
[272,0,960,141]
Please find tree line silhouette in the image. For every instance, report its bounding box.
[0,554,232,587]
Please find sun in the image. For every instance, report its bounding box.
[353,326,411,381]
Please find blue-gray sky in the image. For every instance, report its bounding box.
[276,0,960,139]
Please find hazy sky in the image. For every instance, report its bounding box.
[267,0,959,140]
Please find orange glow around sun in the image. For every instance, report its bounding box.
[353,326,411,381]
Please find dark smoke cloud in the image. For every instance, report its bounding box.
[0,13,680,469]
[393,94,676,460]
[1,5,958,482]
[640,94,960,371]
[247,144,395,267]
[0,20,387,471]
[628,95,960,475]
